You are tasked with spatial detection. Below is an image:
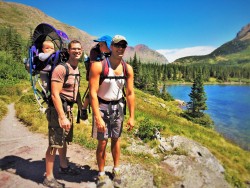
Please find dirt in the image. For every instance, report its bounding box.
[0,103,100,188]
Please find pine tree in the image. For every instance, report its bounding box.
[132,53,140,88]
[187,72,207,117]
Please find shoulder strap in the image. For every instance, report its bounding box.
[59,63,70,85]
[99,58,109,85]
[100,57,128,81]
[101,57,109,78]
[121,59,128,79]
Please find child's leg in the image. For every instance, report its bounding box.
[40,71,49,92]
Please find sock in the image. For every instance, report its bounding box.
[98,171,105,176]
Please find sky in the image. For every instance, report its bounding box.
[4,0,250,62]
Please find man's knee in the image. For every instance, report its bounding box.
[111,138,119,143]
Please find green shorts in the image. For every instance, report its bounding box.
[46,106,73,148]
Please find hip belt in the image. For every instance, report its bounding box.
[98,97,124,105]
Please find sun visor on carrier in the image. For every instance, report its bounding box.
[32,23,70,52]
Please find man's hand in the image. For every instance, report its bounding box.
[126,117,134,132]
[95,116,106,133]
[58,117,71,131]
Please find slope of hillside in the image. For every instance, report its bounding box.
[0,2,95,51]
[0,1,168,64]
[173,23,250,65]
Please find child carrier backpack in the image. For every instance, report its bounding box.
[24,23,71,112]
[84,46,111,82]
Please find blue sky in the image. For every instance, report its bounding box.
[5,0,250,62]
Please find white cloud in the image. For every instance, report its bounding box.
[157,46,216,63]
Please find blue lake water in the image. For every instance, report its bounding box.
[166,85,250,150]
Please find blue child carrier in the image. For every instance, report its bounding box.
[25,23,70,112]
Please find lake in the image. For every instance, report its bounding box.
[166,84,250,150]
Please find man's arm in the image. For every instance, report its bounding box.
[89,61,106,132]
[125,64,135,131]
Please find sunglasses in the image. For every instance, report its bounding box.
[113,43,127,49]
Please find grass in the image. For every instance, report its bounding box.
[0,100,8,121]
[2,77,249,188]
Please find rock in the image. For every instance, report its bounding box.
[159,103,166,108]
[126,138,159,158]
[105,164,156,188]
[160,135,231,188]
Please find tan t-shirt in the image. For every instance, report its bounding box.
[51,63,80,102]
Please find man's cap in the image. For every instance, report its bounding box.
[112,35,128,44]
[93,35,112,50]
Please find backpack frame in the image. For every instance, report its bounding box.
[26,23,70,112]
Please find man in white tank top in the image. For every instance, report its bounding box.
[89,35,135,187]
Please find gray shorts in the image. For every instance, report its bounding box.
[92,103,124,140]
[46,106,73,148]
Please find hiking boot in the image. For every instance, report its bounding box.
[59,165,81,175]
[80,109,88,120]
[43,177,65,188]
[112,170,122,188]
[96,175,109,188]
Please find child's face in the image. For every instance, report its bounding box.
[99,42,110,53]
[42,42,55,54]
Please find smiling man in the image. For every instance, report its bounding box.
[43,40,83,188]
[89,35,135,187]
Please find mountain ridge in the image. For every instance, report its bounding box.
[0,1,168,64]
[173,23,250,65]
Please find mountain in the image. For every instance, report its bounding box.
[0,1,168,64]
[124,44,169,64]
[173,23,250,65]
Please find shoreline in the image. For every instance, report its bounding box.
[170,84,250,151]
[164,81,250,86]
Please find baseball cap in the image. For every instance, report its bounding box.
[93,35,112,50]
[112,35,128,44]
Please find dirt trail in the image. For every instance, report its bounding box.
[0,103,98,188]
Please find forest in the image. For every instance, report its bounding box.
[128,53,250,98]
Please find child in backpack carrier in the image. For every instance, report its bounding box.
[39,41,55,93]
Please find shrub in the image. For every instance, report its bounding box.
[136,117,165,141]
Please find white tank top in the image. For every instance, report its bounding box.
[97,61,125,102]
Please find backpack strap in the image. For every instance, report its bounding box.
[100,57,128,84]
[58,63,69,86]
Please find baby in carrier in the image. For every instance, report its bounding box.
[38,40,55,92]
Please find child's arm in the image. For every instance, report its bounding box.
[38,53,52,61]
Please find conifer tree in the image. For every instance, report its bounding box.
[187,72,207,117]
[132,53,140,88]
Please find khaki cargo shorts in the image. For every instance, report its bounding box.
[46,106,73,148]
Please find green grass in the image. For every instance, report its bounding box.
[0,100,8,121]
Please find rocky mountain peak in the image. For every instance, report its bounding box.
[235,23,250,41]
[124,44,169,64]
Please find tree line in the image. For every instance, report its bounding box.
[128,53,250,91]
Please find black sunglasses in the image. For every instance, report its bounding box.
[113,43,127,49]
